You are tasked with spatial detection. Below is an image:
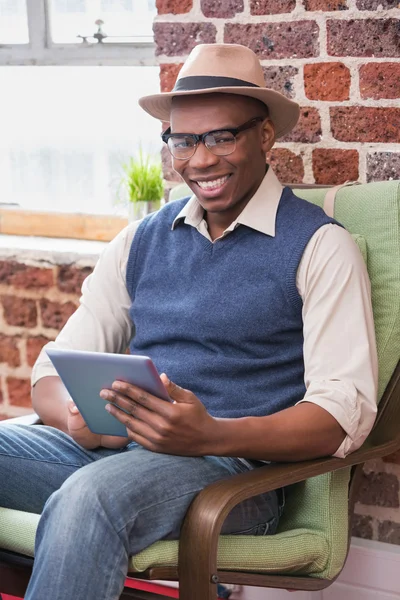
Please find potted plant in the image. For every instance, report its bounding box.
[120,150,164,221]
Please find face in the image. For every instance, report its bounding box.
[169,94,275,224]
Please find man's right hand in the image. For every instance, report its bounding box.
[67,400,129,450]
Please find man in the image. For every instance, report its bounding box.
[0,44,377,600]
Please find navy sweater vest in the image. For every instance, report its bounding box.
[126,187,337,419]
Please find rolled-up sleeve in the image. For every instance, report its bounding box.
[296,223,378,458]
[31,221,139,386]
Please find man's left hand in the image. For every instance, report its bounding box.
[100,374,220,456]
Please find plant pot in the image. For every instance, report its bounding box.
[128,200,161,222]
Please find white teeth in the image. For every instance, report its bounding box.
[196,175,229,190]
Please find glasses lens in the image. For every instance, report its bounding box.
[168,135,196,159]
[205,131,236,156]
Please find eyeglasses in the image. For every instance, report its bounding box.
[161,116,265,160]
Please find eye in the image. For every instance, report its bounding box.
[208,132,235,146]
[170,136,195,149]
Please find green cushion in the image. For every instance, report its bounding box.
[294,181,400,401]
[0,507,39,557]
[130,530,328,575]
[130,468,349,579]
[1,181,399,582]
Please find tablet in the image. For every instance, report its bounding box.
[46,348,170,437]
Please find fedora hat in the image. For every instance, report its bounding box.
[139,43,300,138]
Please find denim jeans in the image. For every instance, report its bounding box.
[0,424,282,600]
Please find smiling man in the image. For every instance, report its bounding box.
[0,44,378,600]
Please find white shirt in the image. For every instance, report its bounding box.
[32,167,378,458]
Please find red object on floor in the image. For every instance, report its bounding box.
[125,578,179,597]
[2,579,226,599]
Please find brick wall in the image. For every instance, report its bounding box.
[0,252,94,419]
[155,0,400,186]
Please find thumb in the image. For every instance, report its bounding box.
[67,399,80,414]
[160,373,192,403]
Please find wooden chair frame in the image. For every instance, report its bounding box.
[0,361,399,600]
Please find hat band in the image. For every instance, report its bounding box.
[173,75,260,92]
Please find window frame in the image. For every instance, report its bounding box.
[0,0,157,240]
[0,0,156,65]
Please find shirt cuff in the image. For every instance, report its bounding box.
[31,345,59,387]
[296,379,376,458]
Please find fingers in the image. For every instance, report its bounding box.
[105,402,167,451]
[67,399,80,414]
[103,381,173,417]
[160,374,194,404]
[101,388,168,429]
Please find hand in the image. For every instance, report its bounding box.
[67,400,129,450]
[100,374,220,456]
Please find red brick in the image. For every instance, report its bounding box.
[357,471,399,507]
[40,299,77,330]
[0,261,22,284]
[351,514,374,540]
[280,107,322,143]
[262,66,298,98]
[327,19,400,58]
[154,23,217,57]
[202,0,243,17]
[0,334,21,367]
[356,0,398,8]
[266,149,304,184]
[7,378,32,408]
[0,414,8,420]
[378,521,400,544]
[0,260,54,290]
[250,0,296,15]
[359,63,400,100]
[304,62,350,101]
[156,0,192,14]
[160,63,183,93]
[224,21,319,59]
[26,335,53,367]
[304,0,347,8]
[1,296,37,328]
[312,149,359,185]
[331,107,400,143]
[57,265,93,295]
[367,152,400,182]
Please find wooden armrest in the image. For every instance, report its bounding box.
[178,435,400,594]
[0,413,41,427]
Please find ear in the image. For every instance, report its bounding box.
[261,119,275,153]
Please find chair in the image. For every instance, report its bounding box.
[1,180,399,600]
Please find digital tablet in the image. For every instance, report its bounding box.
[46,348,170,437]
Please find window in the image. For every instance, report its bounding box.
[0,0,160,229]
[0,0,29,43]
[48,0,156,44]
[0,65,161,215]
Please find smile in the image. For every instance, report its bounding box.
[194,175,231,190]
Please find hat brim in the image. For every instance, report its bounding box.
[138,87,300,138]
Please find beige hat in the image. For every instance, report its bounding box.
[139,43,300,138]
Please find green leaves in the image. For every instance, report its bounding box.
[121,150,164,204]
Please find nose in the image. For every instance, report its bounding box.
[188,141,220,170]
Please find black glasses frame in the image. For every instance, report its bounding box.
[161,116,265,159]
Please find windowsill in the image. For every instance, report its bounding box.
[0,206,128,242]
[0,233,107,264]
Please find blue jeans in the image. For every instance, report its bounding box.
[0,424,282,600]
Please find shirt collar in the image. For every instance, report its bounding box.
[171,166,283,238]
